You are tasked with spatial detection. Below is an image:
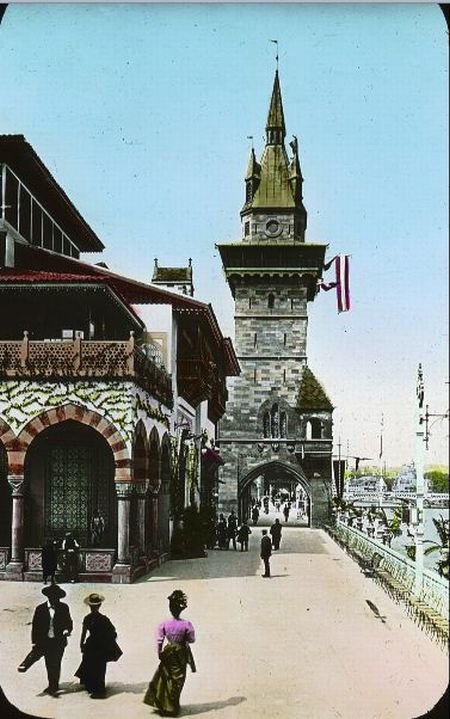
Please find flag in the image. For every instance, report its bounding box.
[319,255,351,312]
[416,363,424,409]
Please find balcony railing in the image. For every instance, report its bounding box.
[0,331,173,408]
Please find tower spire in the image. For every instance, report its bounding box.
[266,70,285,145]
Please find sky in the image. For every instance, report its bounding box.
[1,2,448,469]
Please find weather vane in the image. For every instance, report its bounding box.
[270,39,279,69]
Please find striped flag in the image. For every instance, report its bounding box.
[319,255,351,313]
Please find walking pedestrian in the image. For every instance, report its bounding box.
[260,529,272,578]
[61,532,80,582]
[17,584,73,697]
[270,518,282,550]
[283,503,290,523]
[227,510,238,550]
[251,506,259,526]
[41,539,58,584]
[75,592,122,699]
[143,589,196,717]
[236,520,252,551]
[216,514,228,550]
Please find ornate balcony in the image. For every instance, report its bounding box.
[0,331,173,408]
[177,357,216,406]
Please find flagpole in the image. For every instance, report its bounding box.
[413,364,425,596]
[378,414,384,508]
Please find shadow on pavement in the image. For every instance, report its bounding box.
[106,681,149,697]
[181,695,247,715]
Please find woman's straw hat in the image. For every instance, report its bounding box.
[84,592,105,606]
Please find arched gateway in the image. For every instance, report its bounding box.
[239,460,311,527]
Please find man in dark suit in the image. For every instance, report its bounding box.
[260,529,272,578]
[17,584,73,696]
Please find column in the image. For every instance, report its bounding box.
[152,494,159,549]
[6,476,25,580]
[112,482,133,583]
[135,481,148,555]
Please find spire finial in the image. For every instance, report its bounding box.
[270,39,279,70]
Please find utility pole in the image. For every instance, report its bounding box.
[378,414,384,508]
[413,364,425,596]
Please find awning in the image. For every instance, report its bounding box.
[202,447,225,466]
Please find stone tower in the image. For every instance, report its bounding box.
[216,71,334,527]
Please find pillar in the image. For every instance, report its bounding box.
[112,482,133,583]
[135,481,148,555]
[5,476,25,580]
[152,494,159,549]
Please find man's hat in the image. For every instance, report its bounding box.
[42,584,66,599]
[84,592,105,606]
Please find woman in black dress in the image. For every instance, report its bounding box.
[75,592,121,698]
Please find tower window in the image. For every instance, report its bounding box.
[253,333,257,347]
[268,293,275,309]
[244,221,250,237]
[262,402,287,439]
[249,297,252,309]
[280,411,287,438]
[283,333,287,346]
[290,298,294,309]
[246,183,252,202]
[253,368,257,384]
[270,404,279,438]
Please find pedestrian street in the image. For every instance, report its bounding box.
[0,526,447,719]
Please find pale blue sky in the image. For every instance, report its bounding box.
[1,3,448,467]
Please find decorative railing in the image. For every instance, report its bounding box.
[23,547,116,574]
[0,331,173,408]
[328,521,449,648]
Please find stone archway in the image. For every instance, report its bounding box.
[238,460,312,527]
[24,419,117,547]
[16,403,131,479]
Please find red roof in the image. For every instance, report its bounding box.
[0,251,240,377]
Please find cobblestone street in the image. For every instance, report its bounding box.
[1,527,448,719]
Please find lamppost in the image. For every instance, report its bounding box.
[413,364,425,596]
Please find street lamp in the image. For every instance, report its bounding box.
[413,364,425,596]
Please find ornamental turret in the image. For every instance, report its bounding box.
[240,71,307,242]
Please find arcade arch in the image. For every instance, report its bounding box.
[24,419,116,547]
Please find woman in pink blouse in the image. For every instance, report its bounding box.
[143,590,196,717]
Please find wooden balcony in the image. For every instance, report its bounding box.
[0,331,173,408]
[177,357,216,406]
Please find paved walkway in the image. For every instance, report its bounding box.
[0,527,448,719]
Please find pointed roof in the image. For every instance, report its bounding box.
[251,145,294,207]
[266,70,286,137]
[296,366,333,411]
[245,148,261,180]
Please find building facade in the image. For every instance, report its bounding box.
[0,135,238,582]
[217,72,334,526]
